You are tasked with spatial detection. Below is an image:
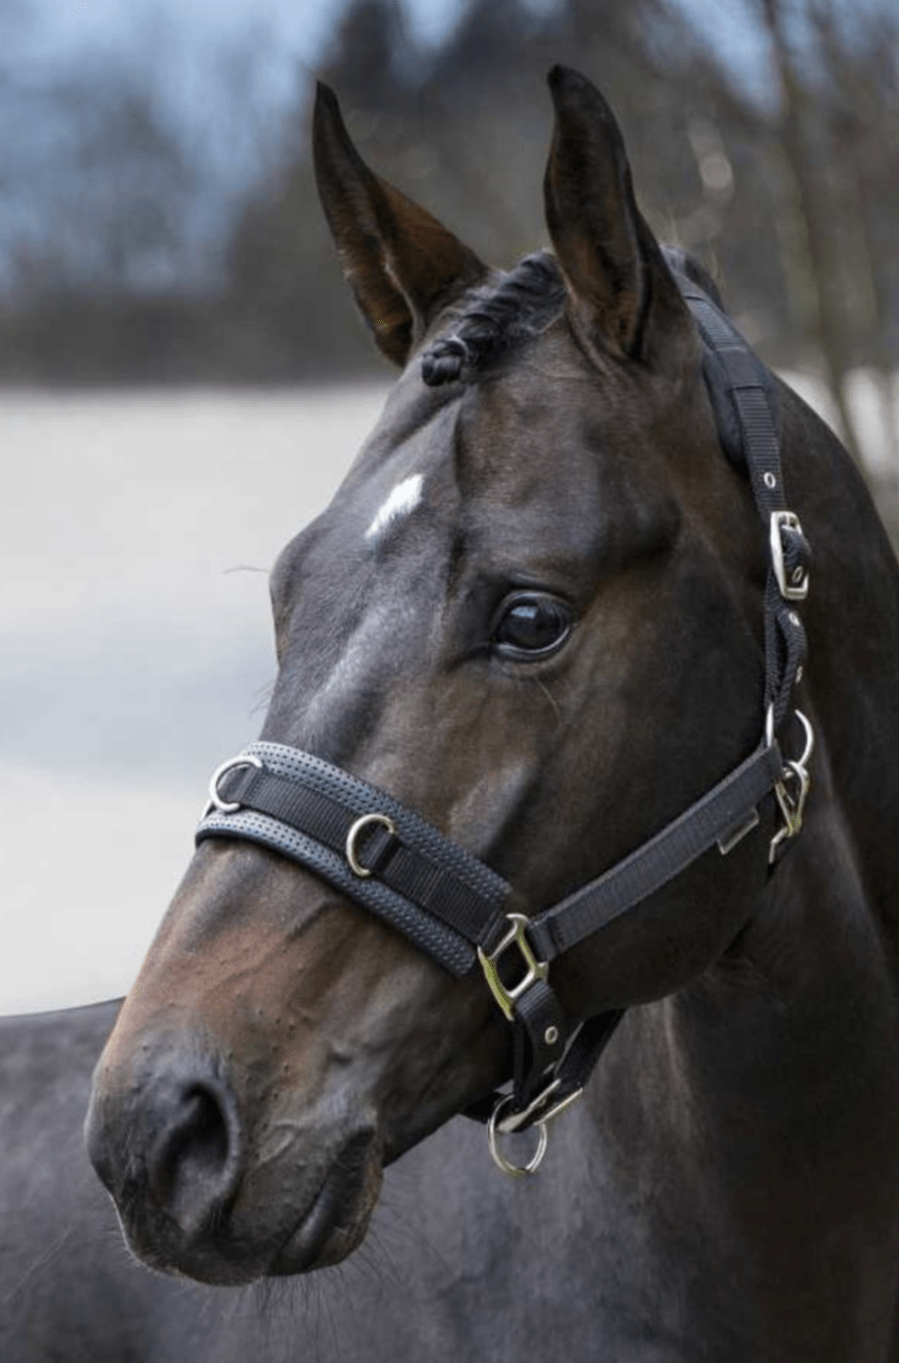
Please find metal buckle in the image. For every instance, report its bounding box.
[477,913,548,1023]
[202,754,263,818]
[770,510,809,601]
[767,708,814,862]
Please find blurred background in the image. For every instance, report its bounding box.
[1,0,897,1012]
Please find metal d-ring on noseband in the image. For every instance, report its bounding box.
[202,754,263,817]
[346,813,397,878]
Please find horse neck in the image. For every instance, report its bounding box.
[797,415,899,952]
[602,401,899,1105]
[684,396,899,1048]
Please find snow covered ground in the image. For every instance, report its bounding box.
[0,384,388,1013]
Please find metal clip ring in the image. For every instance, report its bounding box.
[487,1095,549,1178]
[767,710,814,862]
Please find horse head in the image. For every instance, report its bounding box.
[87,68,792,1286]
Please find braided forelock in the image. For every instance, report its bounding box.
[421,252,566,386]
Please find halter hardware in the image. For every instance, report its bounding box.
[346,813,397,878]
[194,274,814,1177]
[770,510,810,601]
[477,913,549,1023]
[487,1096,549,1177]
[204,754,262,816]
[768,708,814,862]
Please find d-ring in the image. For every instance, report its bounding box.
[487,1095,549,1178]
[346,813,396,878]
[203,754,263,817]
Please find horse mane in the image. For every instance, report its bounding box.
[421,246,723,386]
[421,252,566,386]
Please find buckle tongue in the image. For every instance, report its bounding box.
[477,912,548,1023]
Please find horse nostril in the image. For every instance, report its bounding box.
[149,1081,243,1234]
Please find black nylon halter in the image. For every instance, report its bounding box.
[195,276,812,1161]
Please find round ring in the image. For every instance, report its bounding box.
[792,709,814,768]
[345,813,396,878]
[765,706,814,769]
[205,754,263,816]
[487,1096,549,1178]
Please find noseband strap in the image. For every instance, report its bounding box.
[198,744,509,978]
[196,730,787,1130]
[195,275,813,1163]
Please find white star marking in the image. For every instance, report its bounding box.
[365,473,424,542]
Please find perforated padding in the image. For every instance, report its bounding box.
[196,743,511,978]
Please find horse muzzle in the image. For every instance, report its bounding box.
[85,1028,382,1284]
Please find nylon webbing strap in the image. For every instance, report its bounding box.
[677,277,810,732]
[465,1006,626,1127]
[527,740,784,963]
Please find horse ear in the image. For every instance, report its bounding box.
[313,83,488,366]
[543,66,691,370]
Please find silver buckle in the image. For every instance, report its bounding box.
[477,913,548,1023]
[770,510,809,600]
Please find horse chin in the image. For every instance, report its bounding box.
[113,1126,384,1286]
[269,1146,383,1275]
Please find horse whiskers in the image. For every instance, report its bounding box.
[533,674,564,730]
[250,677,277,716]
[1,1227,75,1310]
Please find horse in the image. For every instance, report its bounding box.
[83,65,899,1359]
[3,1003,657,1362]
[0,1001,205,1363]
[5,1001,559,1362]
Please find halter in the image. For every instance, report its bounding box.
[195,277,812,1176]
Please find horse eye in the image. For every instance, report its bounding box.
[492,594,573,659]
